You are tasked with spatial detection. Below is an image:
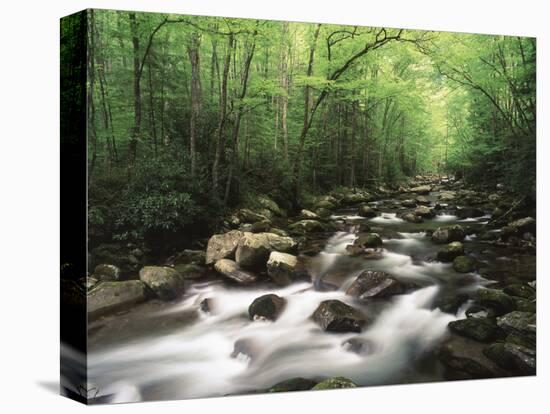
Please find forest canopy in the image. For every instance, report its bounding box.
[62,9,535,249]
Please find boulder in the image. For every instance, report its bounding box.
[436,242,464,262]
[508,217,536,234]
[258,195,285,217]
[214,259,258,284]
[90,244,141,277]
[267,252,304,286]
[452,255,476,273]
[311,300,368,333]
[139,266,185,301]
[475,289,516,316]
[414,205,435,218]
[358,205,377,218]
[248,294,286,321]
[93,264,122,281]
[410,185,431,194]
[439,192,456,201]
[415,195,430,205]
[235,232,297,270]
[88,280,147,318]
[401,212,423,223]
[288,220,326,234]
[205,230,244,265]
[448,317,500,342]
[250,220,271,233]
[438,334,508,379]
[346,270,407,300]
[503,284,536,300]
[432,225,465,244]
[483,343,536,375]
[434,293,470,314]
[238,208,268,224]
[300,209,320,220]
[343,192,371,204]
[355,233,383,248]
[496,311,536,348]
[311,377,357,390]
[79,276,99,290]
[268,378,318,393]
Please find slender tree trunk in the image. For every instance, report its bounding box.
[87,9,98,180]
[128,12,141,163]
[147,57,158,156]
[187,32,202,178]
[349,102,357,188]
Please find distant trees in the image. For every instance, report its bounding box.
[78,10,536,245]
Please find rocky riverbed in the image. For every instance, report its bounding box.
[79,175,536,403]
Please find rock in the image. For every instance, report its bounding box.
[88,280,147,318]
[250,220,271,233]
[508,217,536,234]
[288,220,326,234]
[439,192,456,201]
[173,263,206,280]
[300,209,319,220]
[465,305,495,319]
[205,230,244,265]
[90,244,141,277]
[314,207,332,218]
[453,256,476,273]
[358,205,377,218]
[456,207,485,219]
[79,276,99,290]
[248,294,286,321]
[483,343,536,375]
[497,311,536,348]
[139,266,185,301]
[311,300,368,333]
[346,270,407,300]
[342,337,375,355]
[312,377,357,390]
[93,264,122,281]
[238,208,268,224]
[438,334,508,379]
[410,185,431,194]
[268,378,318,393]
[432,225,465,244]
[343,192,371,204]
[434,293,470,314]
[200,298,214,313]
[401,199,417,208]
[401,212,423,223]
[235,232,297,270]
[269,228,289,237]
[415,195,430,205]
[414,205,435,218]
[214,259,258,284]
[503,284,536,300]
[448,318,500,342]
[258,195,285,217]
[267,252,305,286]
[437,242,464,262]
[355,233,383,248]
[475,289,516,315]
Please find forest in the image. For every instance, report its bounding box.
[62,9,536,253]
[60,9,537,403]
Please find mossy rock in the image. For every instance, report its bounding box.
[268,377,318,393]
[312,377,357,390]
[453,255,476,273]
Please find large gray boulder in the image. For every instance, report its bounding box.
[139,266,185,301]
[346,270,407,300]
[258,195,285,217]
[88,280,147,318]
[311,300,368,333]
[236,232,297,270]
[497,311,536,348]
[448,317,500,342]
[205,230,244,265]
[311,377,357,390]
[475,288,516,316]
[267,251,304,286]
[300,209,320,220]
[414,205,435,218]
[484,343,536,375]
[288,220,326,234]
[410,185,431,194]
[93,264,122,281]
[214,259,258,284]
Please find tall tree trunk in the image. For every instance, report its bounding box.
[128,12,141,163]
[349,102,357,188]
[147,57,158,156]
[212,33,234,198]
[87,9,98,179]
[280,22,290,160]
[187,32,202,178]
[224,32,258,205]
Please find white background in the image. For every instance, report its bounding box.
[0,0,547,412]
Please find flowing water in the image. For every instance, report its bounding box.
[86,199,499,403]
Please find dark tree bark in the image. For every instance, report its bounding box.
[187,32,202,178]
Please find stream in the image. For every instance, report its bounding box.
[86,192,521,403]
